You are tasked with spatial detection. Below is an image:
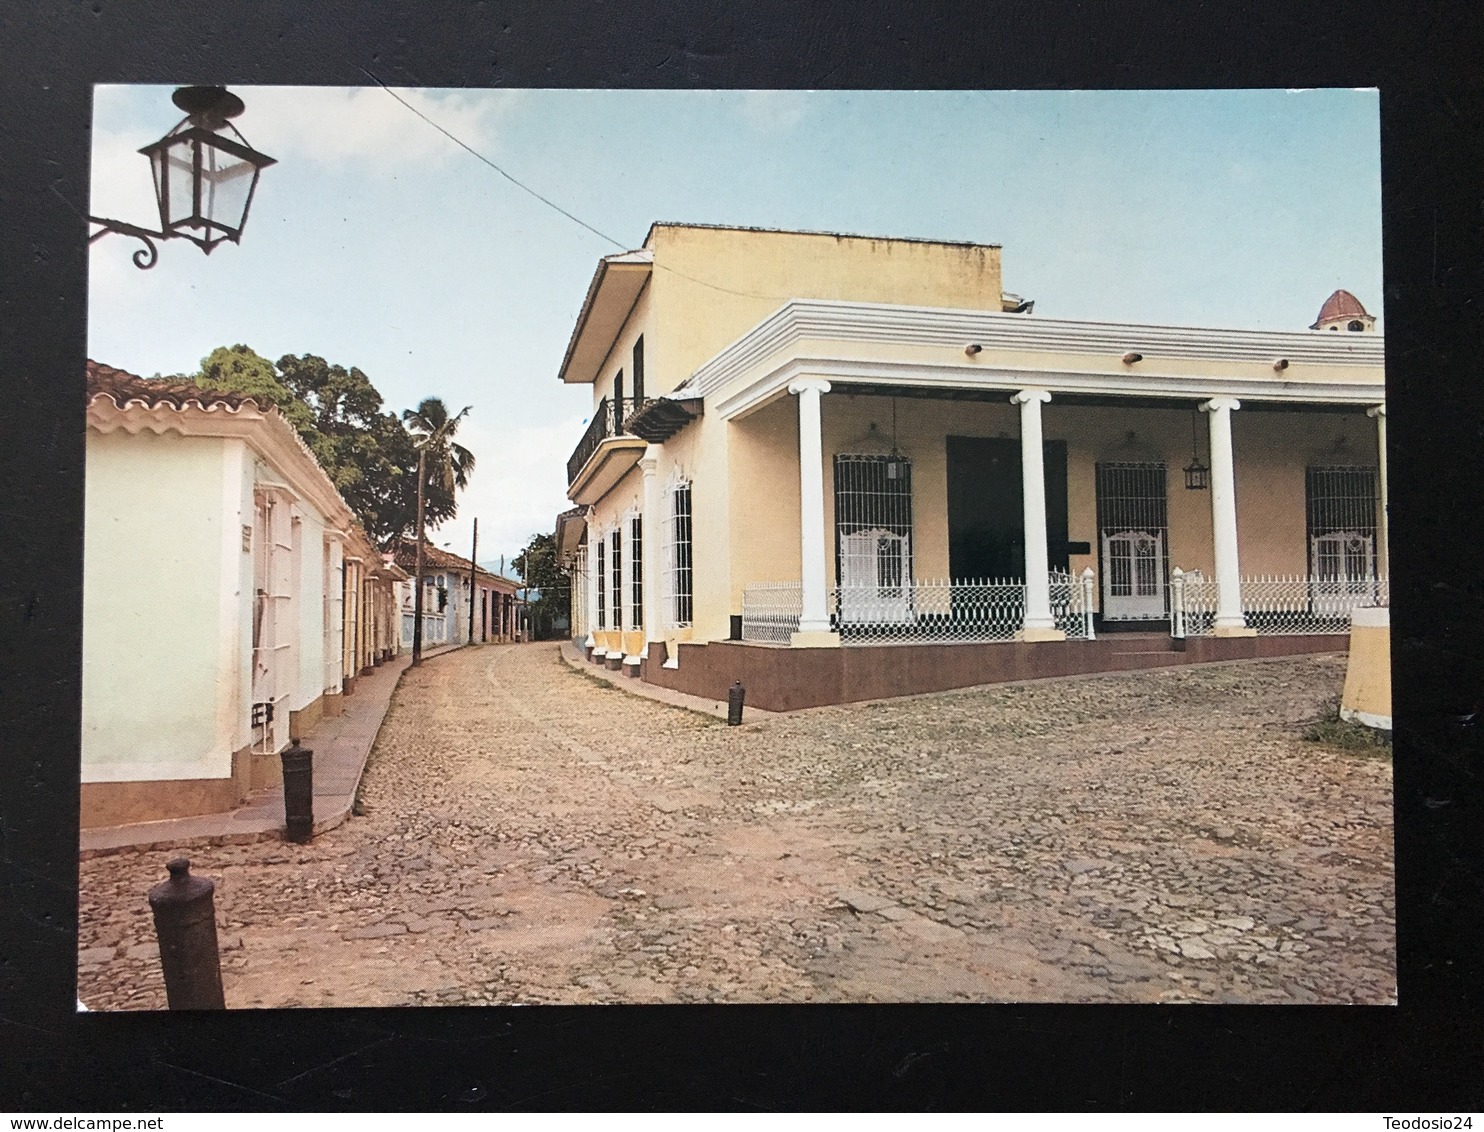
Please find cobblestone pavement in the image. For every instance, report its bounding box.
[78,645,1394,1008]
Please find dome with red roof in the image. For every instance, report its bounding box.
[1311,289,1376,332]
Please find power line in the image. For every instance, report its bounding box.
[362,71,795,303]
[361,70,628,252]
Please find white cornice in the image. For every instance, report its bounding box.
[714,355,1386,421]
[681,299,1385,407]
[88,394,361,535]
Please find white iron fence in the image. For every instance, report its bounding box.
[1170,569,1389,637]
[740,569,1096,646]
[739,582,804,643]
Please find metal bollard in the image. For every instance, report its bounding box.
[727,680,745,726]
[280,737,314,843]
[147,858,225,1010]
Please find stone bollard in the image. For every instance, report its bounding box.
[147,858,225,1010]
[727,681,745,726]
[280,737,314,843]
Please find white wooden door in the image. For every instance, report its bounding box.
[1312,531,1376,615]
[1101,530,1166,620]
[839,529,912,623]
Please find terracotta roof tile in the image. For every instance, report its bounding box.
[1312,289,1371,327]
[86,359,264,411]
[392,537,517,587]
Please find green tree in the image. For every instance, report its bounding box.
[403,397,475,663]
[186,347,462,545]
[513,531,569,640]
[196,345,314,433]
[274,353,423,541]
[401,397,476,516]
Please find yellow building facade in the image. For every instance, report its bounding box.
[558,224,1387,706]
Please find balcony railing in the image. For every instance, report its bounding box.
[566,396,653,484]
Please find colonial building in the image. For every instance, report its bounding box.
[82,362,406,828]
[391,539,522,647]
[557,225,1386,710]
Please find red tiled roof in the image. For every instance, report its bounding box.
[86,360,265,411]
[392,537,517,587]
[1312,289,1370,326]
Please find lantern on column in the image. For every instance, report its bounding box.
[90,86,276,269]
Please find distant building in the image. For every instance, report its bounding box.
[82,362,405,828]
[556,224,1387,709]
[1310,289,1377,333]
[391,538,522,646]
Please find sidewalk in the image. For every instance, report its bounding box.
[79,643,465,859]
[557,640,781,721]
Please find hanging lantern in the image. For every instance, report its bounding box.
[139,86,276,252]
[1184,410,1210,490]
[90,86,276,269]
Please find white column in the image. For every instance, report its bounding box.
[589,525,605,655]
[788,377,840,645]
[1368,404,1388,579]
[640,446,664,655]
[1012,388,1064,641]
[1201,396,1254,635]
[584,522,596,646]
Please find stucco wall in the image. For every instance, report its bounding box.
[647,226,1003,396]
[592,285,653,410]
[706,394,1384,633]
[294,508,327,710]
[83,431,234,782]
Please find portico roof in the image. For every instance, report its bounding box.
[673,300,1386,420]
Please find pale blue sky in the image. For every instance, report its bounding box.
[88,87,1382,572]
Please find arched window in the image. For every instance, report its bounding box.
[1347,320,1364,332]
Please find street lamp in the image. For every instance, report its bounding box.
[89,86,276,270]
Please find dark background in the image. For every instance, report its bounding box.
[3,0,1483,1111]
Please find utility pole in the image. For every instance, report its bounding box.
[468,517,478,645]
[411,446,426,666]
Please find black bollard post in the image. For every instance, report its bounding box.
[280,737,314,843]
[727,680,745,726]
[147,858,225,1010]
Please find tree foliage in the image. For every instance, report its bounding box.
[189,346,470,544]
[403,398,475,496]
[513,531,569,640]
[197,344,315,433]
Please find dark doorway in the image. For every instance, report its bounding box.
[946,436,1069,581]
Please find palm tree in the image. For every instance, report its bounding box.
[403,397,475,665]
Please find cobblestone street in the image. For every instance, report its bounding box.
[78,644,1394,1008]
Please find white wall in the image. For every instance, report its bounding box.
[293,508,327,710]
[82,431,234,781]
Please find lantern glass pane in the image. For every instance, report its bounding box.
[200,138,257,236]
[157,136,198,229]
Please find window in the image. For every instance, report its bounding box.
[1306,466,1378,585]
[611,528,623,632]
[632,335,645,404]
[630,514,644,629]
[1347,320,1364,332]
[613,370,625,432]
[570,542,589,638]
[1095,462,1169,619]
[595,533,606,629]
[834,453,913,595]
[665,480,693,627]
